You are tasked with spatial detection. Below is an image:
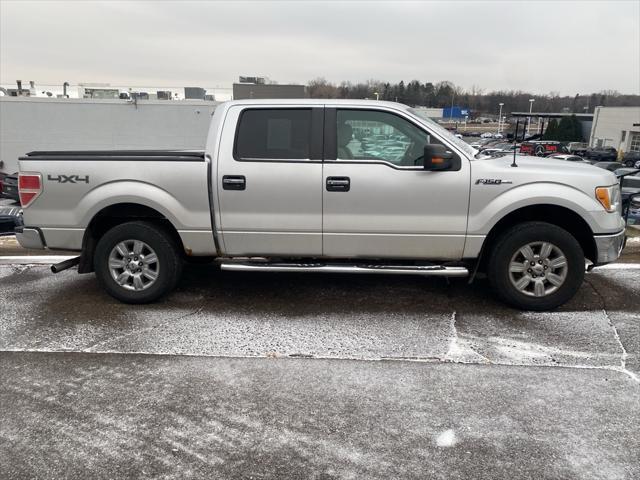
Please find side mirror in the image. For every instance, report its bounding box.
[423,144,454,171]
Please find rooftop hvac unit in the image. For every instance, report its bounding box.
[184,87,206,100]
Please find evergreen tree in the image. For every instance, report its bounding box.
[543,118,558,140]
[570,114,584,141]
[555,115,583,142]
[396,80,405,103]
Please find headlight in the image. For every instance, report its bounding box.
[595,185,621,213]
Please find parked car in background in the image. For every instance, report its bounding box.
[549,154,589,163]
[0,173,20,203]
[584,146,618,162]
[622,151,640,168]
[594,161,622,172]
[0,206,21,235]
[626,194,640,229]
[615,169,640,212]
[480,148,511,157]
[614,167,640,178]
[480,132,494,138]
[519,141,568,157]
[478,142,515,152]
[567,142,588,156]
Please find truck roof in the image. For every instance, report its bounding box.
[222,99,410,109]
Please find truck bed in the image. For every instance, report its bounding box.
[18,149,214,254]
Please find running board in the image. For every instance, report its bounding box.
[220,262,469,277]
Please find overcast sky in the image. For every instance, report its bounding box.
[1,0,639,95]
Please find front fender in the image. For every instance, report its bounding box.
[467,182,620,236]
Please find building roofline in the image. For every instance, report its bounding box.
[510,112,594,119]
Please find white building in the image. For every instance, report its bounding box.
[0,96,218,174]
[588,106,640,152]
[411,107,443,119]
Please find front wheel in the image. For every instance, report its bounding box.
[94,221,183,304]
[487,222,584,311]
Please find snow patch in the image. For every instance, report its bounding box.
[435,429,457,448]
[444,311,491,364]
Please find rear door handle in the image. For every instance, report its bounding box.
[222,175,246,190]
[326,176,350,192]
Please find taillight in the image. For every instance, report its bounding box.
[18,172,42,207]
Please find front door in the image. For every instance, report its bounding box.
[217,105,324,256]
[322,107,471,260]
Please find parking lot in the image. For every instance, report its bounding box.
[1,252,638,479]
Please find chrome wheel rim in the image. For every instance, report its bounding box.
[508,241,568,297]
[108,240,159,291]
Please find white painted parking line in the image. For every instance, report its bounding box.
[0,255,76,265]
[592,263,640,270]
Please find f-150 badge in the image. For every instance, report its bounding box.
[475,179,513,185]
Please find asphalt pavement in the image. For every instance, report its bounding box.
[0,260,638,479]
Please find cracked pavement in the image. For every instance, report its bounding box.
[0,262,639,479]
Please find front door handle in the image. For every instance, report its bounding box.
[222,175,246,191]
[326,176,350,192]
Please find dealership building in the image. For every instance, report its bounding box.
[589,106,640,152]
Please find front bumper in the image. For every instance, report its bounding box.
[593,230,625,264]
[15,226,46,250]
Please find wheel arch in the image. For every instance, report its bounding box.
[79,202,184,273]
[476,204,597,273]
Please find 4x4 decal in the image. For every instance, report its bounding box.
[47,175,89,184]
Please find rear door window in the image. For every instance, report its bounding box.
[235,109,311,160]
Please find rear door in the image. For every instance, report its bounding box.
[217,105,324,256]
[322,107,471,260]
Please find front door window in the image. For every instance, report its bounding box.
[336,109,439,167]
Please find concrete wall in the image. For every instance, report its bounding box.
[0,97,218,174]
[589,106,640,151]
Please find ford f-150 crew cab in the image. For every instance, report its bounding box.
[15,100,626,310]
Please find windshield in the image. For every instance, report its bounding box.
[407,107,477,158]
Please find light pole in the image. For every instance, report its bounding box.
[527,98,535,137]
[498,102,504,133]
[450,92,455,122]
[464,115,468,131]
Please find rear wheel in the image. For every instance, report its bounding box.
[487,222,584,310]
[94,221,182,303]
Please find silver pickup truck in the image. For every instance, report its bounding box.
[16,100,625,310]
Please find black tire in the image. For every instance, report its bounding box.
[94,221,183,304]
[487,222,584,311]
